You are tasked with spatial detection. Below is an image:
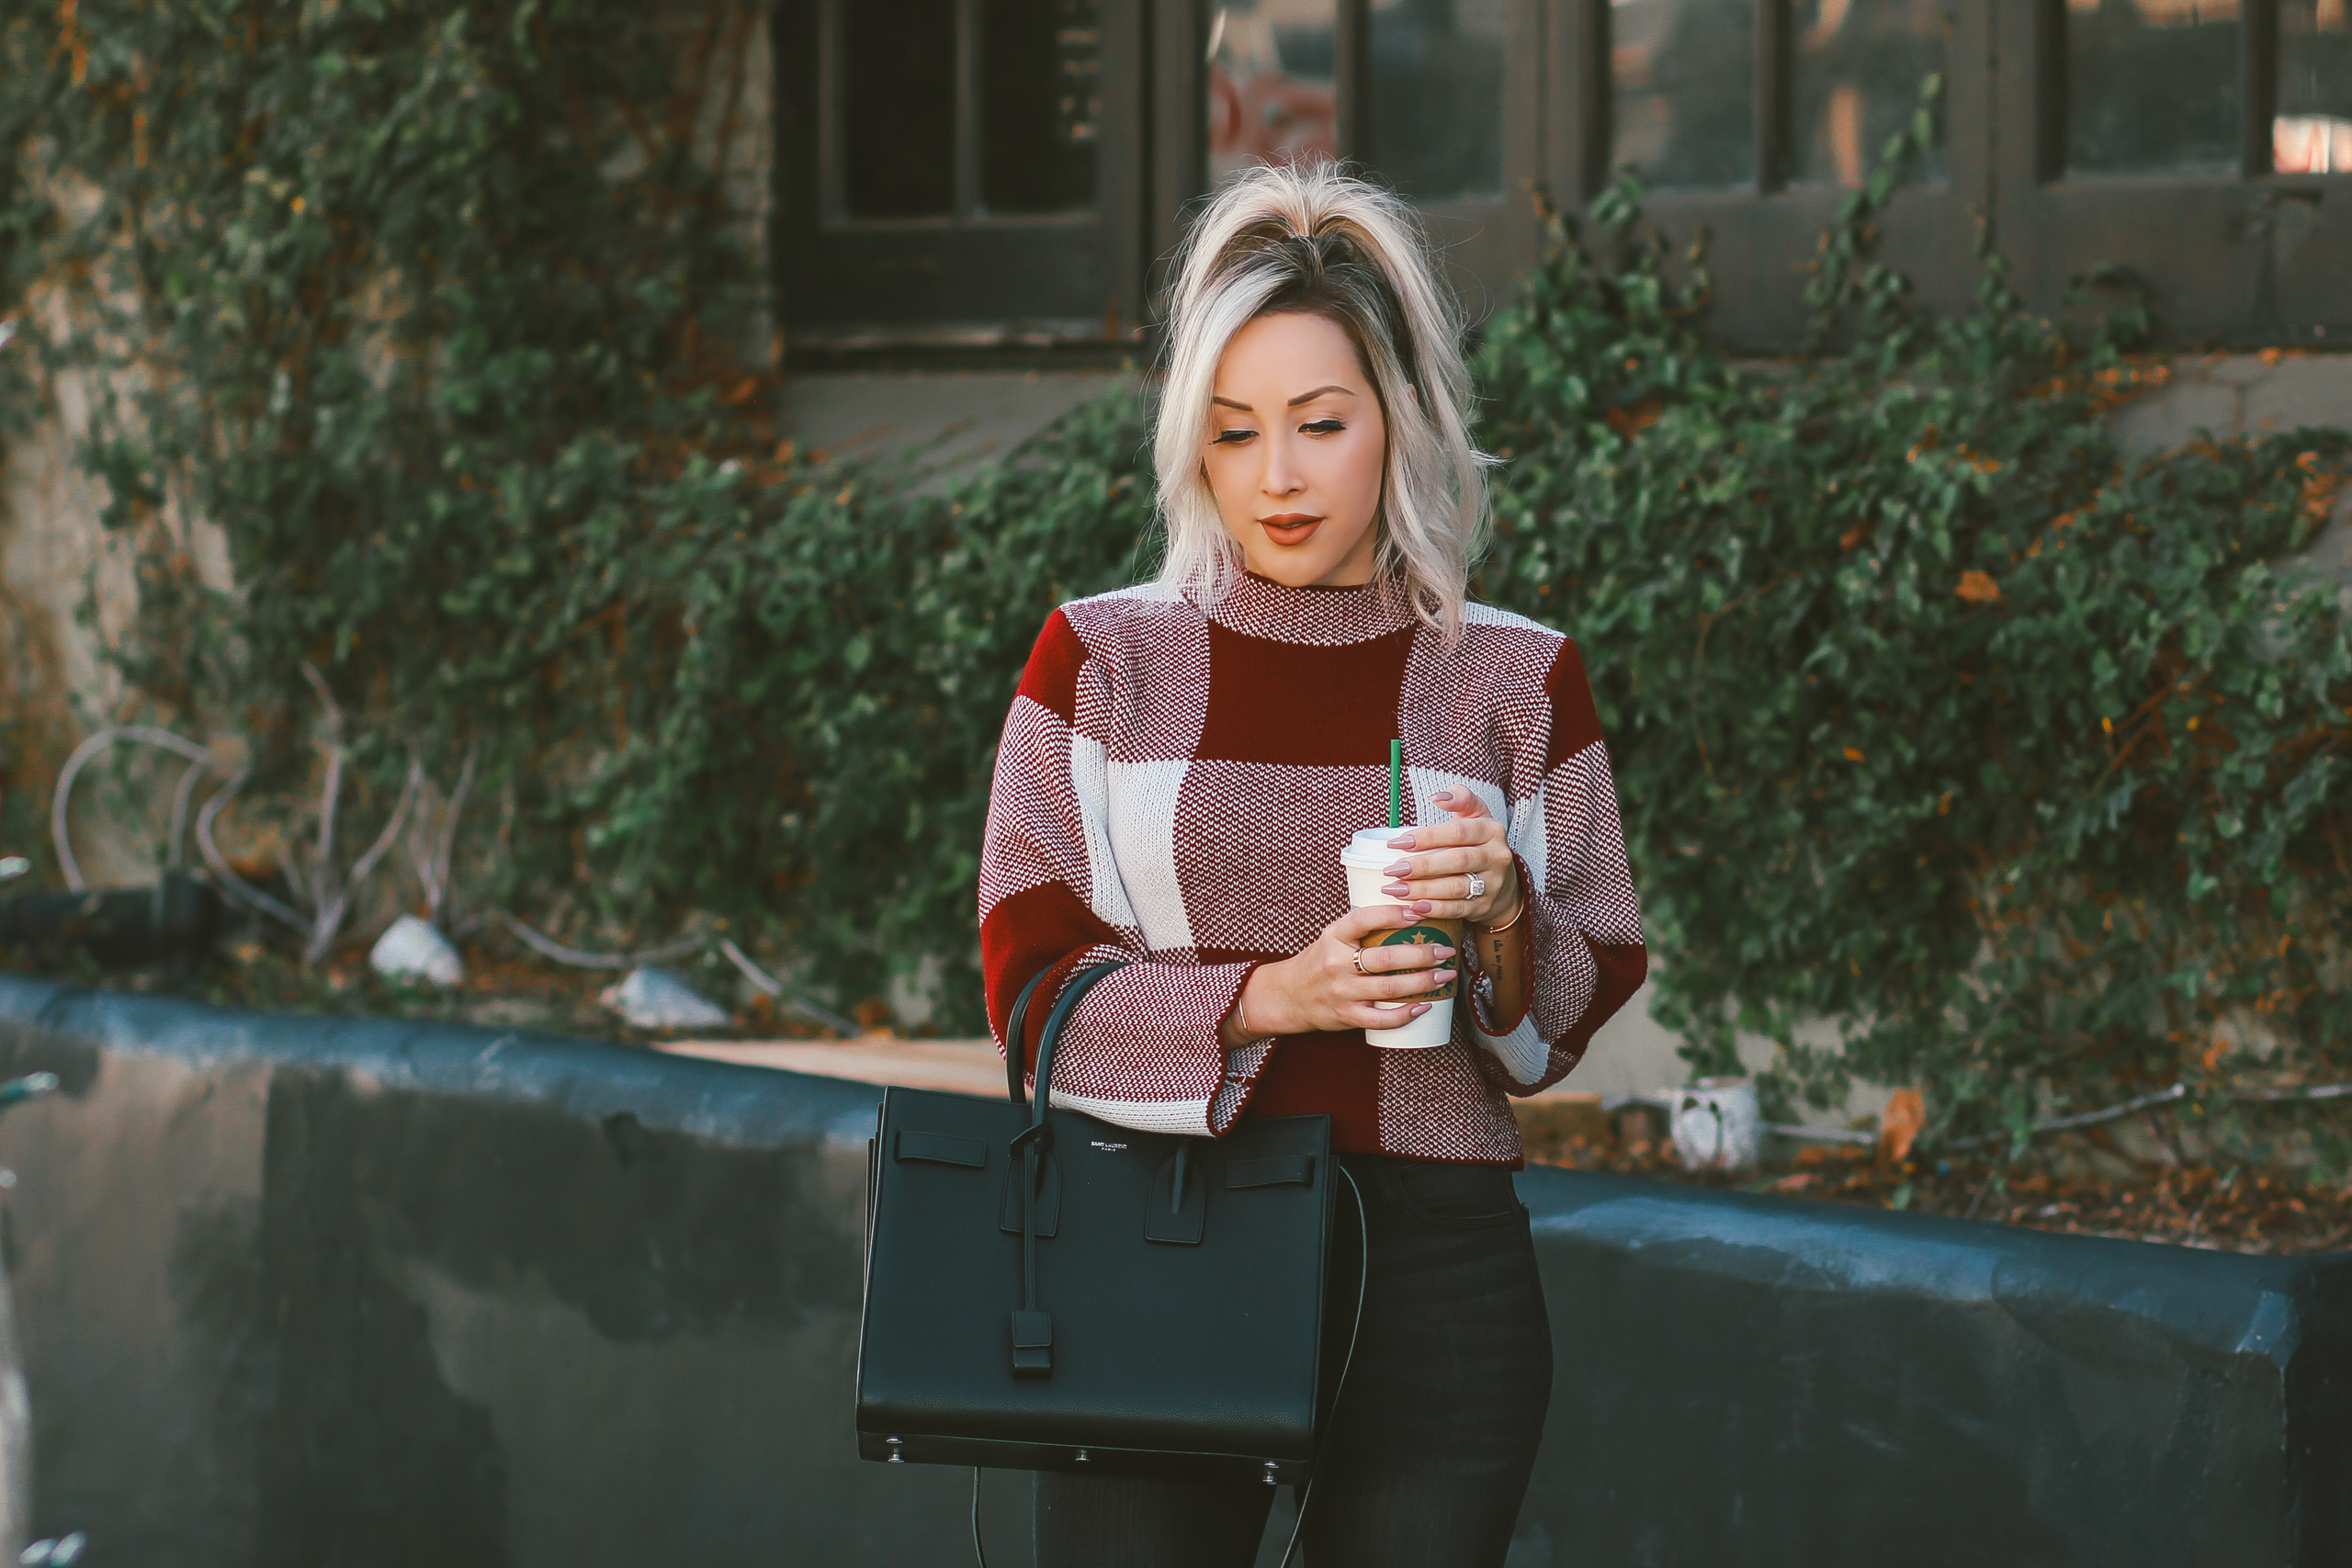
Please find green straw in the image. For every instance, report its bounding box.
[1389,739,1403,829]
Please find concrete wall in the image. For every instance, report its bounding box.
[779,369,1129,476]
[0,979,2343,1567]
[2110,352,2352,458]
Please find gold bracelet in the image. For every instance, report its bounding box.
[1232,991,1272,1044]
[1476,894,1528,935]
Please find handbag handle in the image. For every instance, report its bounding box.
[1002,960,1125,1116]
[1002,959,1125,1377]
[1001,966,1055,1112]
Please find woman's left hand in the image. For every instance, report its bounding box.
[1378,788,1523,929]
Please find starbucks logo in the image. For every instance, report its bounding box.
[1372,921,1458,1000]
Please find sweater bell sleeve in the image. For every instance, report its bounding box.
[977,611,1275,1137]
[1467,638,1648,1095]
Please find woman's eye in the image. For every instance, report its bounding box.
[1301,419,1346,434]
[1211,428,1257,446]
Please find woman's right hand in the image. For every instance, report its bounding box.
[1222,906,1456,1046]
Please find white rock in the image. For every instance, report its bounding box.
[1671,1077,1763,1173]
[599,966,730,1031]
[368,915,466,987]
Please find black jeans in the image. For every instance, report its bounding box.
[1033,1155,1554,1568]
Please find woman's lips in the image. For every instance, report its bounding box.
[1259,513,1323,546]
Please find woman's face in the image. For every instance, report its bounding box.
[1203,310,1387,589]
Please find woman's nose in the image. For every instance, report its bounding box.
[1261,434,1304,498]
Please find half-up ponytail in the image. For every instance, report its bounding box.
[1152,162,1490,641]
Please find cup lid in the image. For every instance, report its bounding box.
[1340,826,1408,863]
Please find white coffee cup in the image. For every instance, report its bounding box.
[1338,827,1461,1050]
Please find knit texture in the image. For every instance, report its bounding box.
[978,572,1646,1164]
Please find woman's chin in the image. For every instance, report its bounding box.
[1250,554,1333,586]
[1245,539,1377,589]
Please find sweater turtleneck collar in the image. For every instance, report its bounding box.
[1202,570,1419,647]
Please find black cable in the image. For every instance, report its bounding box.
[971,1467,989,1568]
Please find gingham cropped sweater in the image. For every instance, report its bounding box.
[978,571,1646,1164]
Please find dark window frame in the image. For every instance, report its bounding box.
[1994,0,2351,346]
[1145,0,1553,336]
[773,0,2350,362]
[1533,0,1991,351]
[774,0,1150,361]
[1237,0,1552,328]
[1538,0,2347,348]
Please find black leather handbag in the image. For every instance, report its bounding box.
[856,961,1361,1494]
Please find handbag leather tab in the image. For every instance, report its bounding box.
[998,1154,1062,1235]
[1009,1309,1054,1377]
[1144,1143,1207,1245]
[1226,1154,1316,1190]
[896,1130,988,1168]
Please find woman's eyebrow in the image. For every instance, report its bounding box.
[1287,384,1355,406]
[1211,396,1253,411]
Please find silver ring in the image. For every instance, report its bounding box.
[1351,946,1372,976]
[1465,872,1487,900]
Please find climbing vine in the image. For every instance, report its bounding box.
[1475,143,2352,1160]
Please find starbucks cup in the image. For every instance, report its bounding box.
[1338,827,1463,1050]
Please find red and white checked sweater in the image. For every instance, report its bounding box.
[978,571,1646,1164]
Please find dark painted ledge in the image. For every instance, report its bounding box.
[1519,1168,2352,1567]
[0,975,2340,1568]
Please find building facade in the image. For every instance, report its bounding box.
[770,0,2350,358]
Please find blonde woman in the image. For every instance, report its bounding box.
[978,160,1647,1567]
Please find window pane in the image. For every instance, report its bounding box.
[1365,0,1507,201]
[1209,0,1340,185]
[1611,0,1757,190]
[983,0,1102,213]
[1792,0,1948,187]
[842,0,956,217]
[2277,0,2352,172]
[2065,0,2241,177]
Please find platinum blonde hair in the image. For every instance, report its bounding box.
[1153,160,1490,640]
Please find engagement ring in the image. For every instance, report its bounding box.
[1465,872,1487,900]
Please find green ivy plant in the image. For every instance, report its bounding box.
[1474,90,2352,1160]
[2,0,784,933]
[5,25,2346,1162]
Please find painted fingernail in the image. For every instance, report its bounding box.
[1383,882,1411,897]
[1388,833,1416,849]
[1431,968,1456,983]
[1383,859,1413,876]
[1433,946,1456,958]
[1412,900,1433,914]
[1409,1003,1431,1016]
